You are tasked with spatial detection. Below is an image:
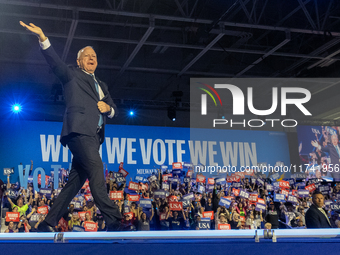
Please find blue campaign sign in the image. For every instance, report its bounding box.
[39,188,52,199]
[0,120,291,184]
[297,190,309,197]
[7,189,17,199]
[198,218,211,230]
[274,193,286,202]
[182,193,195,201]
[154,190,167,199]
[3,168,14,175]
[139,199,152,208]
[197,185,205,194]
[135,176,144,182]
[215,178,226,185]
[219,197,231,208]
[180,199,191,208]
[73,226,85,232]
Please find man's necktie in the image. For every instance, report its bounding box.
[90,74,103,127]
[318,208,331,226]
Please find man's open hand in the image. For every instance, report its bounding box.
[19,21,47,42]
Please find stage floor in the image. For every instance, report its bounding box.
[0,229,339,255]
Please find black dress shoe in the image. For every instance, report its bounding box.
[37,221,55,232]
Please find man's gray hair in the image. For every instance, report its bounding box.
[77,46,94,59]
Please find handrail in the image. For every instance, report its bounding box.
[0,191,4,231]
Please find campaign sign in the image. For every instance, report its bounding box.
[198,218,211,230]
[116,177,126,183]
[140,183,148,191]
[78,211,91,221]
[109,191,124,200]
[118,168,129,178]
[161,165,168,171]
[169,201,183,211]
[183,178,190,183]
[186,170,193,177]
[139,199,152,208]
[288,179,295,185]
[291,190,298,197]
[218,224,231,230]
[72,225,85,232]
[113,172,123,178]
[273,182,280,187]
[7,189,17,199]
[296,183,306,189]
[279,181,290,189]
[162,183,170,190]
[3,167,14,175]
[330,203,340,213]
[30,213,40,222]
[58,217,68,231]
[257,178,264,186]
[196,174,206,183]
[324,200,333,207]
[270,173,280,181]
[84,222,97,232]
[257,198,265,204]
[182,193,195,201]
[281,189,289,196]
[305,183,316,193]
[84,194,93,201]
[266,184,274,191]
[287,195,298,204]
[6,212,20,222]
[183,162,193,169]
[162,174,172,181]
[239,190,249,199]
[135,176,144,182]
[168,195,178,203]
[251,178,256,184]
[172,177,179,183]
[232,182,241,188]
[215,178,226,185]
[39,188,52,199]
[197,185,205,194]
[233,189,240,197]
[55,188,62,197]
[203,211,214,220]
[206,185,214,191]
[208,178,215,185]
[255,203,266,212]
[128,182,139,191]
[154,190,167,199]
[128,194,140,202]
[82,180,90,190]
[249,194,258,203]
[319,185,330,192]
[37,206,49,214]
[297,190,309,198]
[172,162,183,169]
[73,201,82,209]
[227,176,240,183]
[274,193,286,202]
[180,199,191,208]
[172,169,182,175]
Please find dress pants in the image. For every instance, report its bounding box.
[44,132,122,228]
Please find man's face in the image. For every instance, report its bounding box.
[17,198,23,207]
[77,47,97,74]
[312,194,324,208]
[332,135,338,146]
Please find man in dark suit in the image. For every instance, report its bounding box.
[311,134,340,181]
[20,21,122,231]
[305,191,331,228]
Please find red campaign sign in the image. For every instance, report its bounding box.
[305,183,316,192]
[240,216,246,222]
[224,196,234,200]
[232,189,240,197]
[124,212,134,218]
[218,224,231,230]
[6,212,20,222]
[128,182,139,191]
[169,202,183,211]
[186,170,193,177]
[162,174,172,181]
[234,172,246,179]
[140,183,148,190]
[38,174,50,186]
[243,168,255,176]
[257,198,265,205]
[249,194,258,203]
[78,211,92,221]
[84,222,97,232]
[110,191,124,200]
[208,178,215,185]
[82,180,89,190]
[196,174,206,183]
[84,194,93,201]
[203,211,214,220]
[227,176,241,183]
[119,162,124,170]
[291,190,298,196]
[168,195,178,203]
[37,206,49,215]
[58,217,68,232]
[172,162,183,169]
[279,181,290,189]
[159,213,167,221]
[128,194,140,201]
[119,168,129,178]
[281,189,289,196]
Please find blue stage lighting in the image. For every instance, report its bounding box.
[12,104,21,113]
[129,111,134,116]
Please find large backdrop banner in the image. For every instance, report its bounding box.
[0,120,291,185]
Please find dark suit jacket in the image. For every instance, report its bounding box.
[305,204,331,228]
[41,46,117,146]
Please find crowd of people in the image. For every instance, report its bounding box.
[1,163,340,233]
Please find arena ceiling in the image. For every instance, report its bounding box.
[1,0,340,126]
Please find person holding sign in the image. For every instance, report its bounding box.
[19,21,122,232]
[7,194,33,217]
